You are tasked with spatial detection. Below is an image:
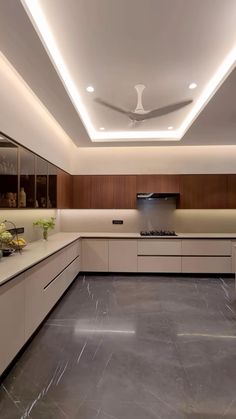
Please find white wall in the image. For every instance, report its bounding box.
[71,145,236,174]
[0,53,76,173]
[0,209,60,243]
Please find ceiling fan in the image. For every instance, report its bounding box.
[95,84,193,122]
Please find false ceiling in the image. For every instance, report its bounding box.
[0,0,236,146]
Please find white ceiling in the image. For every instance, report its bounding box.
[0,0,236,147]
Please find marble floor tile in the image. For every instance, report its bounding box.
[1,274,236,418]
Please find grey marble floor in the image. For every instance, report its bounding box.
[1,274,236,419]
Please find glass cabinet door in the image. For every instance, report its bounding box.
[0,136,18,208]
[36,156,48,208]
[19,147,35,208]
[48,163,57,208]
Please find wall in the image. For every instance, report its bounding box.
[0,209,60,243]
[0,53,76,173]
[60,204,236,233]
[71,145,236,175]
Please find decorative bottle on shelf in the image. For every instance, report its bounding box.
[19,187,26,207]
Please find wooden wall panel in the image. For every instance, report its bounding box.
[227,175,236,208]
[178,175,227,209]
[136,175,180,193]
[57,169,72,209]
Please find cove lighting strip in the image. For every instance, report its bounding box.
[22,0,236,143]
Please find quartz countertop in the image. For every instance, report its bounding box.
[78,232,236,239]
[0,232,80,287]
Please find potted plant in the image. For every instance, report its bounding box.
[33,217,56,240]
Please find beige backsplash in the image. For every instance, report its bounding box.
[59,200,236,233]
[0,209,60,242]
[1,202,236,243]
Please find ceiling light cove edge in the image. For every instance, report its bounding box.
[21,0,236,143]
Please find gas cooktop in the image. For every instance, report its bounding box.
[140,230,178,236]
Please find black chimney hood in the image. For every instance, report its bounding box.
[137,192,179,200]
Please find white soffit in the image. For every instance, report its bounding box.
[21,0,236,143]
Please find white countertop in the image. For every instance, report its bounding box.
[0,232,80,287]
[79,232,236,239]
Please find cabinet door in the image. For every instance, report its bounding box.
[137,175,180,193]
[0,137,18,208]
[73,175,136,209]
[82,239,109,271]
[0,274,25,375]
[178,175,227,209]
[57,169,72,208]
[36,155,48,208]
[19,147,35,208]
[109,240,137,272]
[112,176,136,209]
[73,175,91,208]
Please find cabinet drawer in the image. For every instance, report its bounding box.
[138,239,182,255]
[181,240,231,256]
[138,256,181,272]
[182,256,231,273]
[66,240,80,263]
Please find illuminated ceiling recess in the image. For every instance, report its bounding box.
[22,0,236,143]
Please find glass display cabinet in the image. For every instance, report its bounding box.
[0,136,18,208]
[0,133,64,209]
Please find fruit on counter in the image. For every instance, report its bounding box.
[10,237,27,247]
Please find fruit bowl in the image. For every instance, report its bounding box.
[10,238,27,251]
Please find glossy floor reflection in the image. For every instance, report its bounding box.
[1,274,236,419]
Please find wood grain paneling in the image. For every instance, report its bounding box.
[178,175,227,209]
[72,175,136,209]
[57,169,72,208]
[227,175,236,208]
[73,175,91,208]
[136,175,180,193]
[112,175,136,209]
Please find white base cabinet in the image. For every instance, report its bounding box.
[81,238,234,274]
[0,239,80,376]
[0,273,25,375]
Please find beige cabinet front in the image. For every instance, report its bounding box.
[181,240,231,256]
[82,239,109,271]
[0,274,25,375]
[182,256,231,273]
[138,256,181,273]
[109,239,137,272]
[138,239,182,255]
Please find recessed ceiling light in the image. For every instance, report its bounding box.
[99,127,105,130]
[188,82,197,90]
[168,126,173,130]
[86,86,94,93]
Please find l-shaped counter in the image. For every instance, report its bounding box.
[1,231,236,376]
[2,231,236,286]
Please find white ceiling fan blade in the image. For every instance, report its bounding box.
[134,84,147,114]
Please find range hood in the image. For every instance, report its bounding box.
[137,192,179,200]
